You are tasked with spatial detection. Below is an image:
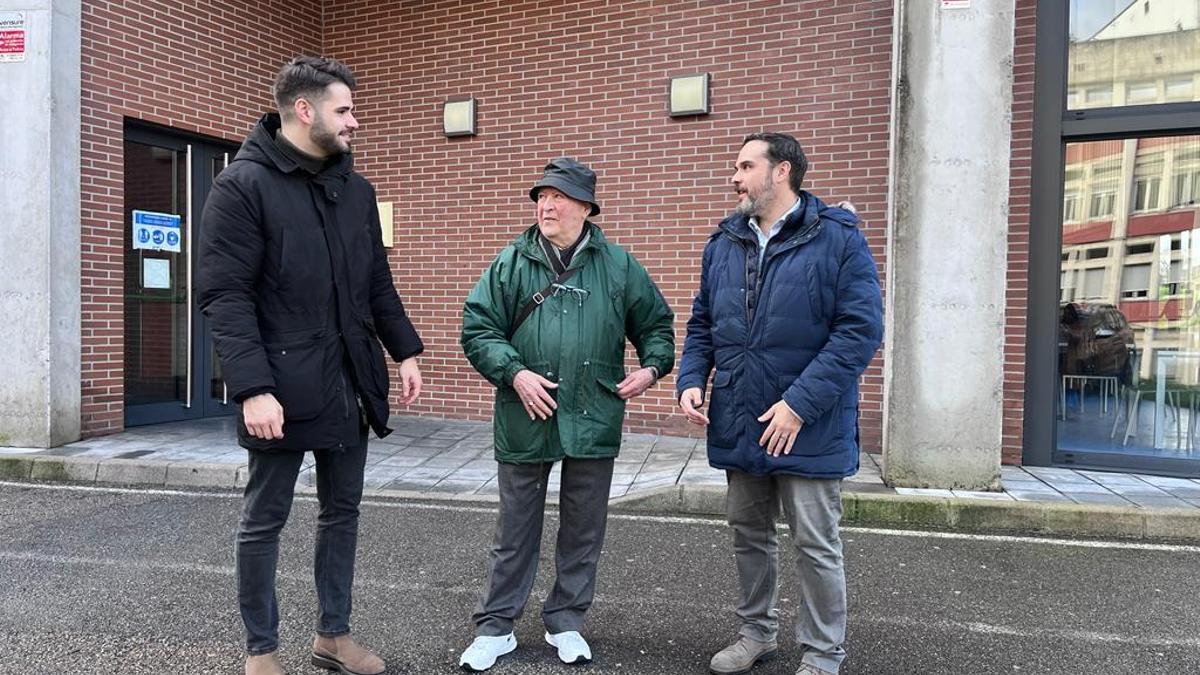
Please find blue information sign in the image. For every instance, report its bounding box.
[132,210,182,253]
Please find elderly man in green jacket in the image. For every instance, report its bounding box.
[458,157,675,671]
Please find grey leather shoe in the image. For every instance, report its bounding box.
[709,636,778,674]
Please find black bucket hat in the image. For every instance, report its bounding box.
[529,157,600,216]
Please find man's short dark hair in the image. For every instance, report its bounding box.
[273,56,358,117]
[742,132,808,195]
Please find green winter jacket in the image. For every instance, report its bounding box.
[461,223,675,463]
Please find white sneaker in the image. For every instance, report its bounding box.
[459,633,517,672]
[544,630,592,664]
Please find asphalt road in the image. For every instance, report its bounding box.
[1,481,1198,674]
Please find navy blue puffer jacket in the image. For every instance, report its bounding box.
[676,192,883,477]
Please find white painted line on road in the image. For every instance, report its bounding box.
[0,480,240,498]
[866,615,1200,648]
[5,548,1199,650]
[839,525,1200,554]
[5,481,1200,554]
[0,549,483,596]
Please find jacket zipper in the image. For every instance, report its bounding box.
[731,220,823,337]
[339,369,350,420]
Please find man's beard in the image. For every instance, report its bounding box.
[309,115,347,157]
[735,175,775,217]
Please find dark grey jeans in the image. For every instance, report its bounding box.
[473,457,615,636]
[236,432,367,655]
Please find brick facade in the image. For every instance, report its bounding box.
[79,0,1034,464]
[325,0,893,448]
[1005,0,1036,464]
[80,0,322,435]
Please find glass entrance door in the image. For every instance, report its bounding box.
[123,125,237,427]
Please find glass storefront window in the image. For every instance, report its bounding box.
[1068,0,1200,110]
[1058,134,1200,458]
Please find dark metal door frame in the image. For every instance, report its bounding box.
[123,122,239,427]
[1025,2,1200,476]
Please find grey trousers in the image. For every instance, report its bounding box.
[472,457,615,636]
[726,470,847,673]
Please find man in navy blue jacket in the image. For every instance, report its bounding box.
[677,133,882,675]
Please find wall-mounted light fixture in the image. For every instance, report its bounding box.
[443,97,476,137]
[669,73,710,117]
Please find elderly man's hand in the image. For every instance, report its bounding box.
[758,400,804,457]
[513,369,558,420]
[615,367,656,400]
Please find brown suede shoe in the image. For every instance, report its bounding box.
[312,634,386,675]
[245,652,286,675]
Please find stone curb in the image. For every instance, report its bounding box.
[4,454,1199,542]
[608,484,1200,542]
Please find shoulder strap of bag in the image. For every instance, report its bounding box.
[508,267,581,339]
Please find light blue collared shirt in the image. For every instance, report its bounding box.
[748,197,803,266]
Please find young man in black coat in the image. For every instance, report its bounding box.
[198,56,424,675]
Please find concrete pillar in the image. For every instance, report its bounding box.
[882,0,1015,490]
[0,0,81,447]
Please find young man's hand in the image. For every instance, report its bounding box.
[243,393,284,439]
[679,387,710,426]
[398,357,422,405]
[758,400,803,457]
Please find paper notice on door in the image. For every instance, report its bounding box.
[0,12,26,63]
[143,258,171,289]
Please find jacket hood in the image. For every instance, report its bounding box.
[233,113,354,177]
[716,191,860,241]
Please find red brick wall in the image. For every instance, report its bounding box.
[1005,0,1037,464]
[78,0,1040,462]
[80,0,322,436]
[326,0,894,448]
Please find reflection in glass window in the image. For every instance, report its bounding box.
[1086,86,1113,105]
[1174,171,1200,206]
[1126,80,1158,104]
[1121,263,1151,298]
[1082,267,1107,298]
[1068,0,1200,110]
[1173,146,1200,206]
[1166,76,1194,100]
[1133,155,1164,211]
[1064,193,1080,221]
[1058,135,1200,459]
[1090,189,1117,219]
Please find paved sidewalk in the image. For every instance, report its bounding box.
[3,415,1200,540]
[5,415,1200,507]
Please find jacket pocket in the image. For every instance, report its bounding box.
[707,370,738,448]
[785,401,851,458]
[493,361,553,461]
[359,316,389,398]
[805,260,824,321]
[495,387,553,461]
[265,338,325,422]
[585,368,626,451]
